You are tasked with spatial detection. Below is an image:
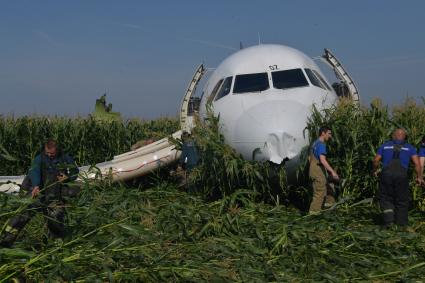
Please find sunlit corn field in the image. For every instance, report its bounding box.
[1,99,425,281]
[0,115,179,175]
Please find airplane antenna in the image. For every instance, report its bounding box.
[239,41,244,50]
[257,32,262,45]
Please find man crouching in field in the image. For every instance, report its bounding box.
[0,139,79,247]
[372,128,423,228]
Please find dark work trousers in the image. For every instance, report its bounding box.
[2,181,79,245]
[8,193,66,238]
[379,169,409,226]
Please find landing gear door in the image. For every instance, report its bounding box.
[321,48,360,103]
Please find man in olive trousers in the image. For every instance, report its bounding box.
[309,126,339,213]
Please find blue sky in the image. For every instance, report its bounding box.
[1,1,424,118]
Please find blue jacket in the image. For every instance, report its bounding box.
[29,150,78,187]
[180,140,199,171]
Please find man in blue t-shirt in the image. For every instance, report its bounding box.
[372,128,423,227]
[309,126,339,213]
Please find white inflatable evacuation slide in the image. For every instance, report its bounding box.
[0,64,206,194]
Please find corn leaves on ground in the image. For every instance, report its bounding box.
[1,99,425,281]
[1,184,424,282]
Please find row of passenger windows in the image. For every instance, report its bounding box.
[209,68,331,102]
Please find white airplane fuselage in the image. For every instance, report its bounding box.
[199,44,338,172]
[1,44,345,194]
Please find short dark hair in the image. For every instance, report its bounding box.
[319,126,331,136]
[421,135,425,144]
[45,139,57,149]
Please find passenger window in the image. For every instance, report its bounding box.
[272,69,309,90]
[207,79,223,104]
[215,76,233,101]
[233,73,269,94]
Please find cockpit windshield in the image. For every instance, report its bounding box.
[305,68,333,91]
[271,68,309,90]
[207,79,223,104]
[233,72,269,94]
[215,76,233,101]
[304,68,325,90]
[313,69,332,91]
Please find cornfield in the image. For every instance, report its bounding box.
[0,115,179,175]
[1,99,425,281]
[305,98,425,211]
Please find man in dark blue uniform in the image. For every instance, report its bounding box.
[180,131,199,172]
[372,128,423,227]
[0,139,79,247]
[177,131,199,189]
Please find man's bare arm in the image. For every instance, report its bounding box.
[372,154,382,176]
[319,155,338,178]
[31,186,40,198]
[420,156,425,171]
[411,155,423,183]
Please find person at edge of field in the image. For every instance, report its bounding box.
[419,135,425,172]
[0,139,79,248]
[372,128,423,228]
[308,126,339,214]
[177,131,199,190]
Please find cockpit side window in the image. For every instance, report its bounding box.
[233,73,269,94]
[272,68,309,90]
[214,76,233,101]
[304,68,325,90]
[207,79,224,104]
[313,69,332,91]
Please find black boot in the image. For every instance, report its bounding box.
[0,231,17,248]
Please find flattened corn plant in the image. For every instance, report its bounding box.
[1,100,425,281]
[1,184,424,282]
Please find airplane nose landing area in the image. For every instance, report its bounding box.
[232,100,310,163]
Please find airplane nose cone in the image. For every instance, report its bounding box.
[232,100,310,163]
